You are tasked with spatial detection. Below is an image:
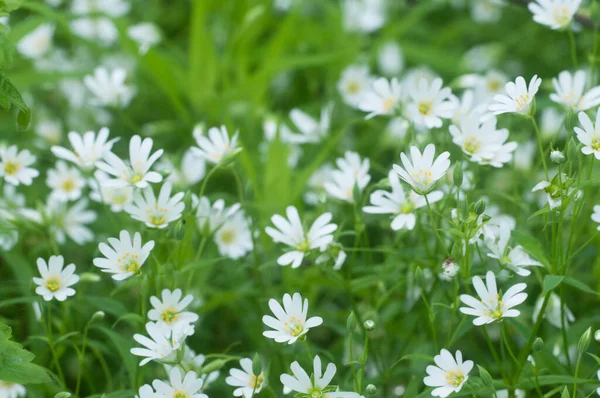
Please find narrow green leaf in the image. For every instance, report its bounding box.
[542,275,564,296]
[512,230,551,269]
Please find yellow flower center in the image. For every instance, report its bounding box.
[220,229,236,244]
[464,136,481,154]
[284,315,304,337]
[173,391,188,398]
[295,240,310,252]
[552,7,570,25]
[4,161,19,175]
[62,179,75,192]
[400,201,415,214]
[130,174,142,183]
[309,388,323,397]
[515,94,530,111]
[161,308,179,324]
[446,370,465,387]
[592,138,600,152]
[250,374,264,389]
[411,168,433,186]
[347,81,360,94]
[488,79,501,92]
[383,97,396,112]
[45,277,61,292]
[119,252,140,275]
[482,293,505,320]
[418,101,433,115]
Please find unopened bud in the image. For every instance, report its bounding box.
[414,267,424,287]
[54,393,72,398]
[594,329,600,342]
[474,199,486,215]
[79,272,101,282]
[533,337,544,352]
[91,311,105,322]
[477,365,494,389]
[453,165,463,188]
[364,320,375,331]
[442,258,459,278]
[346,312,356,332]
[252,353,262,376]
[173,218,186,240]
[200,359,228,374]
[578,327,592,354]
[366,384,377,395]
[550,150,565,164]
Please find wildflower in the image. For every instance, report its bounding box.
[574,109,600,159]
[164,347,220,389]
[33,255,79,301]
[489,75,541,115]
[358,77,402,119]
[152,367,207,398]
[225,358,266,398]
[280,355,336,394]
[0,381,26,398]
[592,205,600,230]
[316,242,347,271]
[393,144,451,194]
[214,211,254,260]
[16,23,54,59]
[71,0,130,16]
[0,146,39,186]
[70,17,118,46]
[423,349,473,398]
[191,125,239,165]
[195,196,241,234]
[459,271,528,325]
[93,231,154,280]
[377,41,404,76]
[324,151,371,203]
[363,170,443,230]
[124,182,185,228]
[441,258,460,279]
[342,0,385,33]
[304,163,335,205]
[158,149,206,188]
[532,292,575,328]
[135,385,156,398]
[148,289,199,333]
[288,103,333,143]
[485,223,542,276]
[90,170,134,212]
[263,292,323,344]
[405,78,456,129]
[35,119,63,146]
[337,65,373,107]
[265,206,337,268]
[127,22,161,55]
[83,67,135,108]
[551,70,600,111]
[96,135,164,188]
[51,127,118,170]
[528,0,581,30]
[130,322,193,366]
[46,161,85,201]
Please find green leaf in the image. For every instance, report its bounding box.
[0,68,31,131]
[563,277,600,296]
[542,275,564,296]
[91,326,137,387]
[512,230,552,269]
[0,0,21,17]
[0,322,51,384]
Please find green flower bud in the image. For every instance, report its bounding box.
[550,150,565,164]
[200,359,228,374]
[252,353,262,376]
[54,393,72,398]
[79,272,102,282]
[533,337,544,352]
[453,165,463,188]
[364,320,375,331]
[346,312,356,332]
[366,384,377,395]
[578,327,592,354]
[474,199,486,215]
[477,365,494,390]
[91,311,105,322]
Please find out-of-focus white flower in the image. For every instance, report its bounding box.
[152,367,207,398]
[324,151,371,203]
[191,125,240,165]
[0,381,26,398]
[47,161,85,201]
[124,183,185,229]
[96,135,164,188]
[90,171,134,212]
[514,141,536,170]
[342,0,385,33]
[93,231,154,280]
[0,146,39,186]
[33,255,79,301]
[574,109,600,159]
[127,23,161,55]
[363,170,443,231]
[158,149,206,188]
[83,67,135,108]
[386,117,410,141]
[393,144,450,194]
[489,75,541,115]
[70,17,118,45]
[164,347,220,389]
[358,77,401,119]
[35,119,62,146]
[214,211,254,260]
[550,70,600,111]
[17,23,54,59]
[195,196,241,234]
[405,78,456,129]
[225,358,265,398]
[51,127,118,170]
[484,222,542,276]
[72,0,130,16]
[528,0,581,30]
[304,163,335,205]
[592,205,600,230]
[471,0,503,24]
[377,41,404,76]
[497,389,525,398]
[288,103,333,143]
[533,292,575,328]
[337,65,373,107]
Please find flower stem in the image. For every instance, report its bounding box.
[424,194,449,257]
[515,294,550,380]
[573,349,583,397]
[46,303,66,387]
[529,116,548,179]
[568,29,578,67]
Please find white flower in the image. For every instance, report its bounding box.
[528,0,581,30]
[70,17,118,45]
[316,242,347,271]
[0,381,26,398]
[265,206,337,268]
[90,171,134,212]
[574,108,600,159]
[485,223,542,276]
[46,161,85,201]
[489,75,542,115]
[158,149,206,188]
[532,292,575,328]
[280,355,336,395]
[130,322,192,366]
[195,196,241,233]
[153,367,207,398]
[592,205,600,230]
[72,0,130,16]
[83,67,135,108]
[497,389,525,398]
[263,292,323,344]
[124,183,185,228]
[342,0,385,33]
[550,70,600,111]
[135,384,156,398]
[22,198,96,245]
[214,211,254,259]
[423,349,473,398]
[304,163,335,205]
[288,103,333,143]
[459,271,528,325]
[33,255,79,301]
[449,117,517,167]
[0,146,39,186]
[164,346,220,389]
[191,125,239,165]
[96,135,164,188]
[441,258,459,279]
[35,119,63,146]
[377,41,404,76]
[51,127,118,170]
[93,231,154,280]
[148,289,199,333]
[393,144,451,194]
[127,22,161,55]
[405,78,456,129]
[17,23,54,59]
[363,170,443,231]
[226,358,265,398]
[337,65,373,107]
[358,77,402,119]
[323,151,371,203]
